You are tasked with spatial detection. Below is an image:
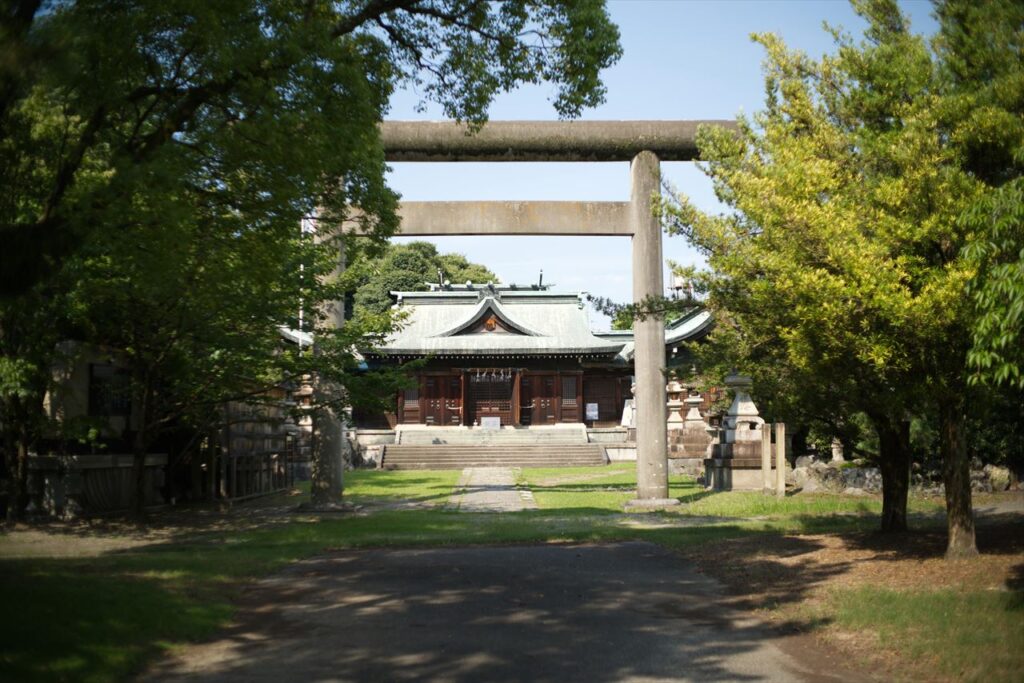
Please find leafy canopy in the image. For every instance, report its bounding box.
[350,241,499,315]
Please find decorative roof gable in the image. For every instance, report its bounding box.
[374,287,624,357]
[434,297,542,338]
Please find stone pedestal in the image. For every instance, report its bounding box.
[704,373,773,491]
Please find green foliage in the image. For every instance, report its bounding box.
[610,308,633,331]
[351,241,499,315]
[0,1,622,294]
[962,179,1024,388]
[932,0,1024,389]
[0,1,622,511]
[660,0,1024,464]
[670,1,965,411]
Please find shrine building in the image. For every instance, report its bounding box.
[360,281,711,430]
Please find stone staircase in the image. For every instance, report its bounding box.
[383,425,606,470]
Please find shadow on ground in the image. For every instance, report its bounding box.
[145,542,863,683]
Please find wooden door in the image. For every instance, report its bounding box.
[583,376,617,425]
[468,374,513,424]
[399,384,421,424]
[443,376,462,425]
[560,374,580,422]
[519,376,534,425]
[527,374,556,425]
[422,376,444,425]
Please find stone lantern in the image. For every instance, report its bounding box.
[704,372,768,490]
[666,380,686,429]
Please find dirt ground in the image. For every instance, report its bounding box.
[676,507,1024,681]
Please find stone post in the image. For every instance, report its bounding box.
[761,423,772,493]
[774,422,787,497]
[307,224,348,509]
[630,151,670,503]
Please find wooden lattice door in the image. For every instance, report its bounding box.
[444,376,462,425]
[422,376,444,425]
[523,374,556,425]
[469,373,513,424]
[560,374,580,422]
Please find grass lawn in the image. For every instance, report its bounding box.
[342,468,460,507]
[0,465,1019,682]
[517,462,696,511]
[827,586,1024,682]
[519,462,946,519]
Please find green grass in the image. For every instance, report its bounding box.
[825,586,1024,682]
[678,489,944,518]
[518,462,944,519]
[343,468,460,506]
[518,462,696,511]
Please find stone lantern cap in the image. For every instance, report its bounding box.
[723,372,753,391]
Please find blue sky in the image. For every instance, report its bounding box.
[384,0,938,329]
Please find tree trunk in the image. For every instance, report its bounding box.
[129,367,152,518]
[939,398,977,558]
[4,398,33,523]
[875,417,911,533]
[310,405,343,507]
[4,437,29,523]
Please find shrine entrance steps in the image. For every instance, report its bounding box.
[383,425,607,470]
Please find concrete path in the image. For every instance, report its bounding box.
[145,542,870,683]
[448,467,537,512]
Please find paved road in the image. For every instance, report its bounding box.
[145,542,869,683]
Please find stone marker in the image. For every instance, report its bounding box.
[775,423,787,497]
[761,423,772,493]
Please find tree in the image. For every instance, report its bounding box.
[351,241,499,315]
[665,0,1003,556]
[936,1,1024,390]
[0,0,621,294]
[0,0,621,518]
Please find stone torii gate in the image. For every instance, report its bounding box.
[379,120,733,503]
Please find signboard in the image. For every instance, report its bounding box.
[480,416,501,430]
[586,403,600,421]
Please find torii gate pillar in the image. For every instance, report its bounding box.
[630,151,669,501]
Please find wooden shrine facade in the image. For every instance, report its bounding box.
[358,283,712,431]
[396,366,633,428]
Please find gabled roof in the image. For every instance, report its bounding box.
[376,287,624,357]
[433,296,543,338]
[594,306,713,363]
[665,308,713,345]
